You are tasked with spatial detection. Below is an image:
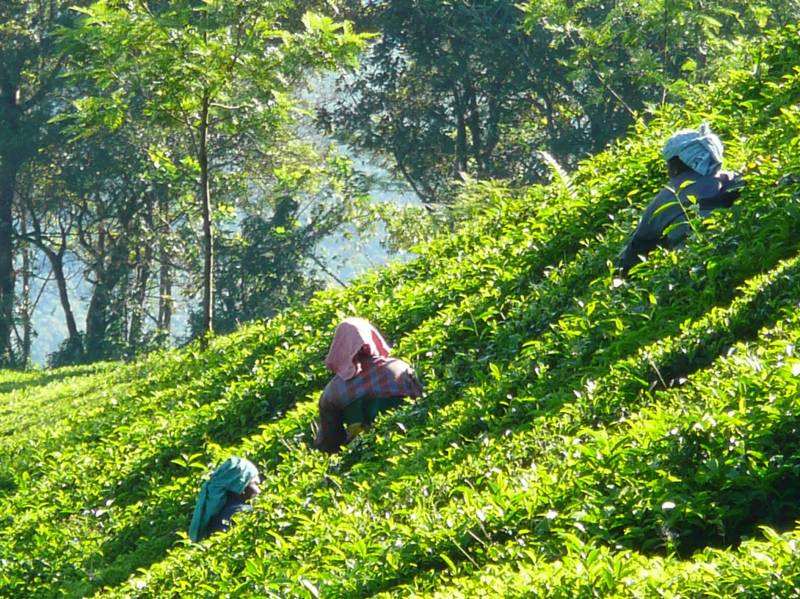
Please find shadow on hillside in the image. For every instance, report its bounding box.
[622,409,800,559]
[0,471,15,494]
[94,511,182,593]
[0,365,107,397]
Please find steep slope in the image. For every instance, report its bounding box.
[1,24,800,598]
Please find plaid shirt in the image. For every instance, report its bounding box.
[314,355,423,453]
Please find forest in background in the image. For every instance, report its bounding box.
[3,18,800,594]
[1,0,798,368]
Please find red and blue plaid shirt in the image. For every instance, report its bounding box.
[314,355,423,452]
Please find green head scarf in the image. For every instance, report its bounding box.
[189,456,259,542]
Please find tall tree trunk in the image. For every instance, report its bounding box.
[157,193,173,334]
[23,204,82,356]
[47,247,80,343]
[464,75,484,176]
[454,88,469,174]
[0,84,20,367]
[85,278,109,359]
[0,165,15,367]
[85,233,128,360]
[481,97,501,172]
[158,251,173,334]
[128,245,152,352]
[19,220,31,368]
[159,267,173,333]
[128,199,153,352]
[199,91,214,342]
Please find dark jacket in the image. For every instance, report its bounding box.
[205,494,252,536]
[617,169,744,274]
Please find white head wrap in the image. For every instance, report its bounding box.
[662,123,724,176]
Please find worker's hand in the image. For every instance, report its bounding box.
[727,173,746,191]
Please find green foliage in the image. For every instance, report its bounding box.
[196,146,373,337]
[0,0,92,366]
[329,0,799,209]
[2,21,800,599]
[328,0,557,204]
[60,0,371,341]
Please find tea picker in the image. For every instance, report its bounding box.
[617,123,745,276]
[313,317,424,454]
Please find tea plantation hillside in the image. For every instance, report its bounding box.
[3,25,800,598]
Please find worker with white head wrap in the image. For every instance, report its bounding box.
[662,122,725,176]
[617,123,745,275]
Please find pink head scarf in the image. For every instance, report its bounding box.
[325,317,391,380]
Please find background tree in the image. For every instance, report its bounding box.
[15,148,83,361]
[0,0,89,365]
[519,0,799,146]
[205,149,370,335]
[328,0,800,209]
[5,0,798,366]
[326,0,563,204]
[64,0,368,345]
[17,106,175,364]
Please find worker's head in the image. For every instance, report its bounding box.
[188,456,262,542]
[325,317,391,380]
[662,123,724,176]
[241,475,261,501]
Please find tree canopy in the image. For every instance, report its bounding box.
[327,0,798,204]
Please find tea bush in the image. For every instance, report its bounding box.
[2,24,800,599]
